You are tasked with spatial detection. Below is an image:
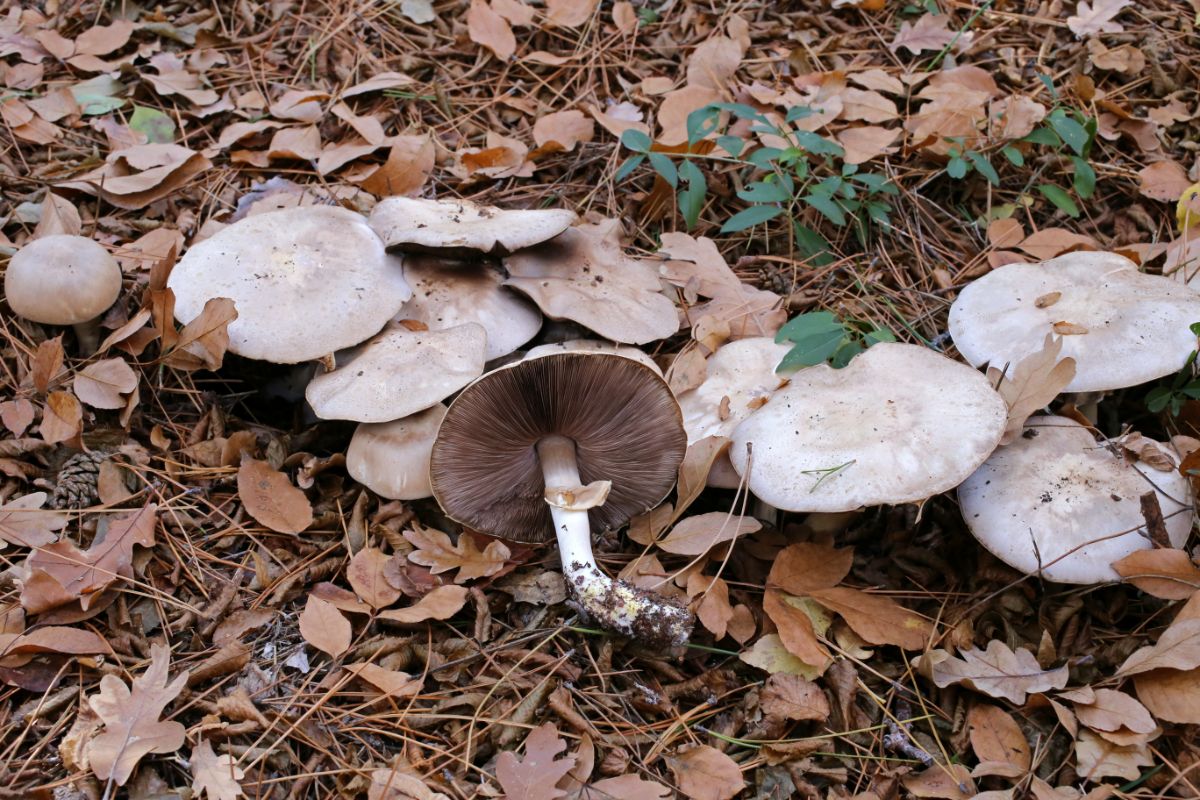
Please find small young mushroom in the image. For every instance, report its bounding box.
[429,352,693,645]
[949,251,1200,393]
[168,205,411,363]
[730,343,1007,512]
[958,416,1193,583]
[397,255,542,360]
[4,234,122,352]
[306,323,486,422]
[369,196,577,256]
[347,405,446,500]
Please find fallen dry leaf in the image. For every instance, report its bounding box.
[369,768,452,800]
[580,774,671,800]
[1134,667,1200,724]
[836,125,900,164]
[345,661,423,698]
[1112,549,1200,600]
[969,704,1031,778]
[762,591,832,673]
[161,296,238,371]
[532,110,594,153]
[237,457,313,534]
[404,525,510,583]
[74,357,139,409]
[87,643,187,786]
[768,542,854,596]
[348,547,403,609]
[0,399,35,437]
[39,390,82,445]
[495,722,576,800]
[1066,687,1155,734]
[0,492,66,549]
[890,14,963,55]
[1116,618,1200,676]
[667,745,743,800]
[0,625,109,658]
[544,0,598,27]
[760,673,830,721]
[901,764,976,799]
[915,641,1069,703]
[299,595,352,657]
[656,512,760,555]
[21,503,157,614]
[740,633,822,678]
[468,0,516,60]
[378,585,469,623]
[1074,728,1152,780]
[808,587,931,650]
[191,739,245,800]
[988,333,1077,444]
[1138,160,1191,202]
[1067,0,1132,38]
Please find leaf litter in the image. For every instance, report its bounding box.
[0,0,1198,798]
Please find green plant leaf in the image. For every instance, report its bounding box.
[716,135,745,157]
[678,159,707,229]
[721,204,785,233]
[777,329,849,372]
[967,151,999,185]
[1048,110,1089,157]
[804,192,846,226]
[1146,386,1173,414]
[647,152,678,187]
[1022,126,1060,148]
[794,130,844,157]
[775,311,842,344]
[947,156,969,179]
[747,147,783,170]
[794,223,835,267]
[1001,145,1025,166]
[620,128,652,153]
[737,180,791,203]
[615,154,644,182]
[1037,183,1080,217]
[1071,156,1096,199]
[686,106,720,146]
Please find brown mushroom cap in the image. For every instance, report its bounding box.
[369,196,577,256]
[4,235,122,325]
[430,352,687,543]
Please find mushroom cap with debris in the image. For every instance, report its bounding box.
[396,255,542,360]
[730,343,1007,512]
[306,323,486,423]
[429,352,687,543]
[168,206,412,364]
[949,251,1200,393]
[369,196,577,256]
[4,234,122,325]
[678,337,793,444]
[347,404,446,500]
[958,416,1192,584]
[503,219,680,345]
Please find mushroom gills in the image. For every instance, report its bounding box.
[535,434,692,646]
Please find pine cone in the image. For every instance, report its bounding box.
[51,451,106,509]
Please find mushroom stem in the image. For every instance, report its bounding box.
[536,434,693,646]
[72,319,102,355]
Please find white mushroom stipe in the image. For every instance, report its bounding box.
[536,434,692,646]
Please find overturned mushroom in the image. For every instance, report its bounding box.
[503,219,680,345]
[397,255,542,360]
[168,205,411,363]
[4,234,122,352]
[430,352,692,645]
[306,323,486,422]
[347,405,446,500]
[730,343,1007,512]
[369,196,577,256]
[524,338,662,374]
[949,251,1200,393]
[959,416,1192,583]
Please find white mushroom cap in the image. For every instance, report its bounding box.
[306,323,486,422]
[959,417,1193,583]
[949,251,1200,393]
[369,196,577,255]
[4,235,121,325]
[678,337,793,444]
[503,220,680,345]
[524,339,662,375]
[730,343,1007,512]
[168,206,412,364]
[347,404,446,499]
[397,255,541,360]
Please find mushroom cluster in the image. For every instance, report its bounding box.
[168,196,694,641]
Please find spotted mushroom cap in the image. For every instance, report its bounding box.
[168,206,411,363]
[949,251,1200,393]
[730,343,1007,512]
[430,352,687,543]
[958,416,1193,583]
[369,196,577,256]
